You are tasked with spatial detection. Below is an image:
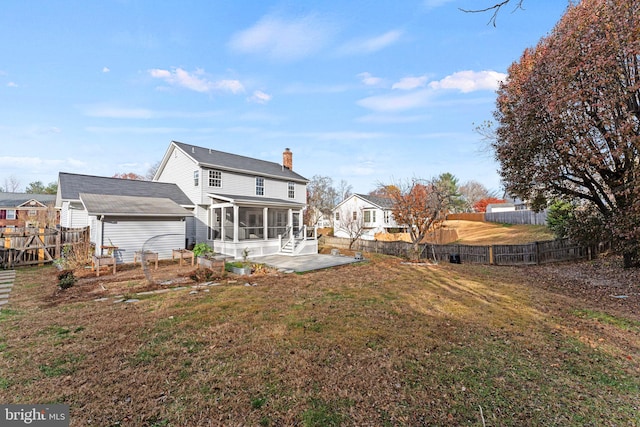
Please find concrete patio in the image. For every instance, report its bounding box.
[250,253,364,273]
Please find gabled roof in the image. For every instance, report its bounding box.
[80,193,192,217]
[356,193,395,209]
[334,193,395,211]
[0,192,56,208]
[168,141,308,183]
[58,172,193,206]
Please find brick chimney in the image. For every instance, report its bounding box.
[283,148,293,170]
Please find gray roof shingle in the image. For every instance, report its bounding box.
[0,192,56,207]
[58,172,193,206]
[356,193,395,209]
[79,193,192,217]
[172,141,308,183]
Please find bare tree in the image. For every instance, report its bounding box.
[334,206,366,250]
[306,175,339,227]
[336,180,353,204]
[460,0,525,26]
[146,160,161,181]
[459,180,497,212]
[3,175,22,192]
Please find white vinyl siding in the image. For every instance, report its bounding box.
[102,218,185,264]
[62,202,89,228]
[156,146,202,204]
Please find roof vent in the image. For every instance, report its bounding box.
[192,147,195,154]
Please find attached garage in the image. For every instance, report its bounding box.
[81,193,192,264]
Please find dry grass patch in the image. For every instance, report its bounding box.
[0,254,638,426]
[445,220,555,245]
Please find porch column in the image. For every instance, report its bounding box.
[233,205,239,242]
[288,209,293,234]
[220,207,226,241]
[263,207,268,240]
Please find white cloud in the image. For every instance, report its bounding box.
[7,82,18,88]
[357,89,433,112]
[213,79,245,94]
[358,72,384,86]
[229,14,335,61]
[392,75,428,90]
[149,68,245,94]
[102,67,110,73]
[339,30,403,55]
[249,90,272,104]
[429,70,506,93]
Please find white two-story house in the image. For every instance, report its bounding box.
[332,193,406,241]
[154,141,317,259]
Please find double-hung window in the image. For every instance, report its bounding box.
[287,182,295,199]
[193,171,199,186]
[256,177,265,196]
[6,209,16,220]
[208,170,221,187]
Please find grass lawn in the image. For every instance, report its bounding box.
[0,253,638,426]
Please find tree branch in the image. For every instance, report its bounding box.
[459,0,525,27]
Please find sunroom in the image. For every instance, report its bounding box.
[206,194,318,259]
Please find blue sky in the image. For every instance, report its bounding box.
[0,0,569,194]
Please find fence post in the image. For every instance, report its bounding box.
[535,241,540,265]
[489,245,494,265]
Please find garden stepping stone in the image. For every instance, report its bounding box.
[0,270,16,311]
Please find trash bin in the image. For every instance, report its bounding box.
[449,254,461,264]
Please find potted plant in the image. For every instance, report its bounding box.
[226,247,252,275]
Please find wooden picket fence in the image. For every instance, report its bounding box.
[321,236,592,266]
[0,226,90,268]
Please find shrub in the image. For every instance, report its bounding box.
[57,270,77,289]
[192,242,214,258]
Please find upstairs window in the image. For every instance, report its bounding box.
[256,177,265,196]
[193,170,199,186]
[6,210,16,220]
[335,211,340,221]
[288,182,295,199]
[352,211,357,221]
[208,170,222,187]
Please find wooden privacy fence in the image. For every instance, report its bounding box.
[0,226,90,268]
[321,236,591,266]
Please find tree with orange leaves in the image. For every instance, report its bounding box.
[384,178,450,257]
[492,0,640,267]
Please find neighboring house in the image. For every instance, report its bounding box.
[306,207,333,228]
[333,194,405,241]
[0,192,57,229]
[486,202,515,213]
[56,172,194,264]
[154,141,317,259]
